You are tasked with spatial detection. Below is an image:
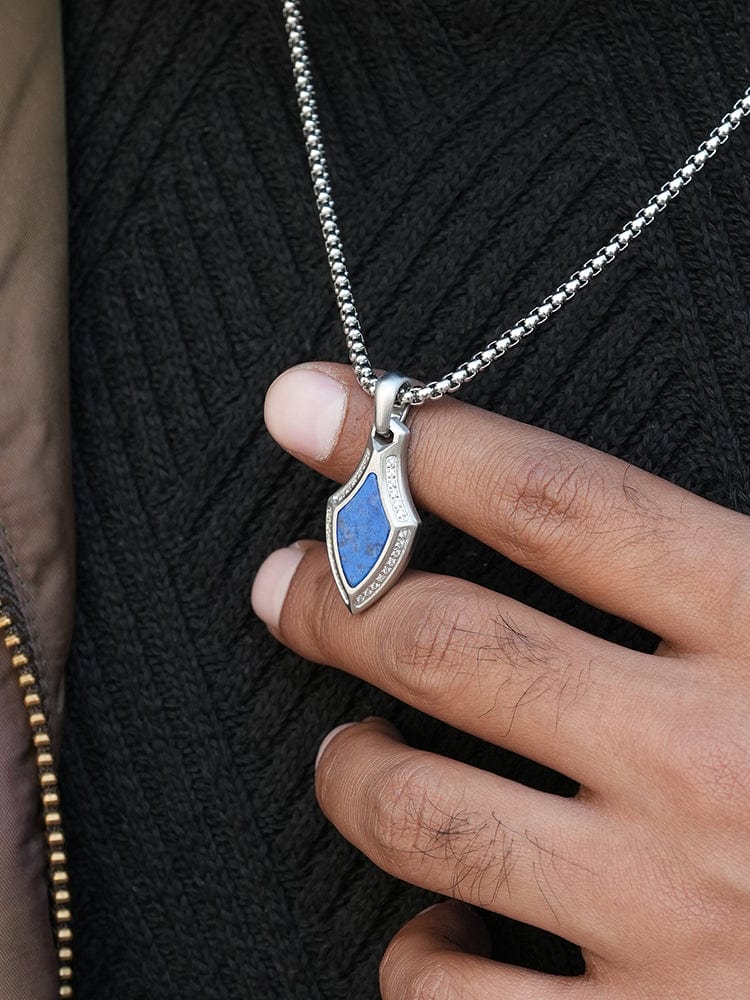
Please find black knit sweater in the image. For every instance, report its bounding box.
[61,2,750,997]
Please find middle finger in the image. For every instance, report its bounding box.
[253,540,649,791]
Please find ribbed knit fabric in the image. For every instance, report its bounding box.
[60,2,750,997]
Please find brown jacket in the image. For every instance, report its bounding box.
[0,1,73,997]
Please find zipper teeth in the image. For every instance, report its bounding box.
[0,600,73,999]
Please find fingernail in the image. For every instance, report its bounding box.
[251,545,305,629]
[264,366,348,461]
[315,721,358,769]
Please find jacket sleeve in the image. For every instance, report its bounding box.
[0,2,74,997]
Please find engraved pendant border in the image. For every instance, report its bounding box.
[326,417,420,614]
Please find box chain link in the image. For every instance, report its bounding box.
[282,0,750,407]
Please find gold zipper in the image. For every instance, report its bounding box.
[0,599,73,999]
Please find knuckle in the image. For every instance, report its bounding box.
[682,716,750,814]
[499,443,602,559]
[658,707,750,818]
[369,755,436,858]
[366,757,508,906]
[628,705,750,942]
[367,754,458,867]
[494,443,669,569]
[634,825,739,942]
[389,584,478,707]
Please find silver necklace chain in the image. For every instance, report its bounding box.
[282,0,750,408]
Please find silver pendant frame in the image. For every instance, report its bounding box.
[326,416,420,614]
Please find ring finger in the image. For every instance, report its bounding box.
[314,717,604,950]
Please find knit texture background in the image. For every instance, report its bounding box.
[61,2,750,997]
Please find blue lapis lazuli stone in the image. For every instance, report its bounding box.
[336,473,390,587]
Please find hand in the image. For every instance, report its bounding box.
[251,362,750,1000]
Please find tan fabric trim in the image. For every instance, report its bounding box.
[0,0,72,727]
[0,2,72,998]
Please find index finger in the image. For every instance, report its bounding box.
[264,362,749,652]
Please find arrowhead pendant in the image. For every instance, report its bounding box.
[325,373,420,614]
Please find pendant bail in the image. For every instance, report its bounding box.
[374,372,412,438]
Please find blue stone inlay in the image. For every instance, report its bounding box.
[336,473,390,587]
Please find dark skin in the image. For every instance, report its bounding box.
[252,361,750,1000]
